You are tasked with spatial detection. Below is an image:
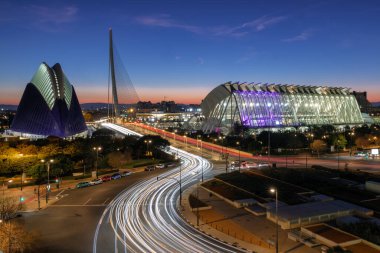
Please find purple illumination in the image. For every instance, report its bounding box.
[233,91,284,127]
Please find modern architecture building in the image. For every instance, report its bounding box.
[10,62,87,138]
[201,82,364,133]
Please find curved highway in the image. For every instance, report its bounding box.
[93,123,246,253]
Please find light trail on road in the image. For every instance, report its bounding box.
[93,123,247,253]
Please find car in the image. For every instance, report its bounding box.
[155,163,165,169]
[121,171,132,177]
[76,182,90,188]
[101,175,112,182]
[111,173,121,180]
[89,178,103,185]
[145,165,155,171]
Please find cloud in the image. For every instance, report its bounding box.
[0,2,78,31]
[242,16,288,31]
[135,15,287,37]
[135,15,202,33]
[283,30,313,42]
[28,5,78,32]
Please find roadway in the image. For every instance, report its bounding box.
[22,169,168,253]
[128,123,380,174]
[95,123,247,253]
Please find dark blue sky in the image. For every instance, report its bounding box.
[1,0,379,104]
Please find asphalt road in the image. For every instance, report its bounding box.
[96,123,248,253]
[22,169,168,253]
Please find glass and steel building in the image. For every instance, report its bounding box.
[201,82,363,133]
[10,63,87,138]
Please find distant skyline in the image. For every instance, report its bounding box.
[1,0,380,105]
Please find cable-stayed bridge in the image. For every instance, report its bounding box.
[108,28,140,120]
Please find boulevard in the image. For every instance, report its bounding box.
[22,168,167,253]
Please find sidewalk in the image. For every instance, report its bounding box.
[3,167,144,212]
[181,184,320,253]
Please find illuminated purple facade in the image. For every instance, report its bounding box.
[201,82,363,133]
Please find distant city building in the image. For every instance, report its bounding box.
[9,62,87,138]
[352,91,380,124]
[201,82,364,133]
[134,101,203,130]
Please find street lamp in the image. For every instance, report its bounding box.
[144,139,152,156]
[336,140,340,170]
[93,147,102,178]
[236,141,241,172]
[200,140,204,182]
[268,129,271,163]
[270,187,279,253]
[41,159,54,204]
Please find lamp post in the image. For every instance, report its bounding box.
[270,187,279,253]
[336,140,340,170]
[41,159,54,204]
[201,140,204,182]
[144,139,152,156]
[268,129,271,163]
[236,141,241,172]
[93,147,102,178]
[178,152,182,205]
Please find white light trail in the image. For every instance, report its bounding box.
[93,123,247,253]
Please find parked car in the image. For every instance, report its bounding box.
[145,165,155,171]
[121,171,132,177]
[101,175,112,182]
[155,163,165,169]
[89,178,103,185]
[111,173,121,180]
[76,182,90,188]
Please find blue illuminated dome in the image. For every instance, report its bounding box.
[11,62,87,138]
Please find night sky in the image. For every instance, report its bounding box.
[0,0,379,104]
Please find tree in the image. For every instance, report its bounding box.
[107,151,124,168]
[334,134,347,150]
[39,144,60,158]
[310,139,326,157]
[0,196,23,221]
[0,221,35,253]
[355,136,370,149]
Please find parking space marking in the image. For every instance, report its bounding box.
[83,198,92,205]
[103,198,110,205]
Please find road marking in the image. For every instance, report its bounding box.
[83,198,92,205]
[56,189,66,197]
[360,197,380,203]
[103,197,110,205]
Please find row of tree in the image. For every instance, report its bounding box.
[0,129,171,178]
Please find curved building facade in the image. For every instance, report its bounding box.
[201,82,363,133]
[11,63,87,138]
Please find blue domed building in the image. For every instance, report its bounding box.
[10,62,87,138]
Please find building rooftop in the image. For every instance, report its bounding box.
[345,242,380,253]
[268,200,372,221]
[305,224,358,244]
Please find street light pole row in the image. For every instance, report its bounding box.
[41,159,53,204]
